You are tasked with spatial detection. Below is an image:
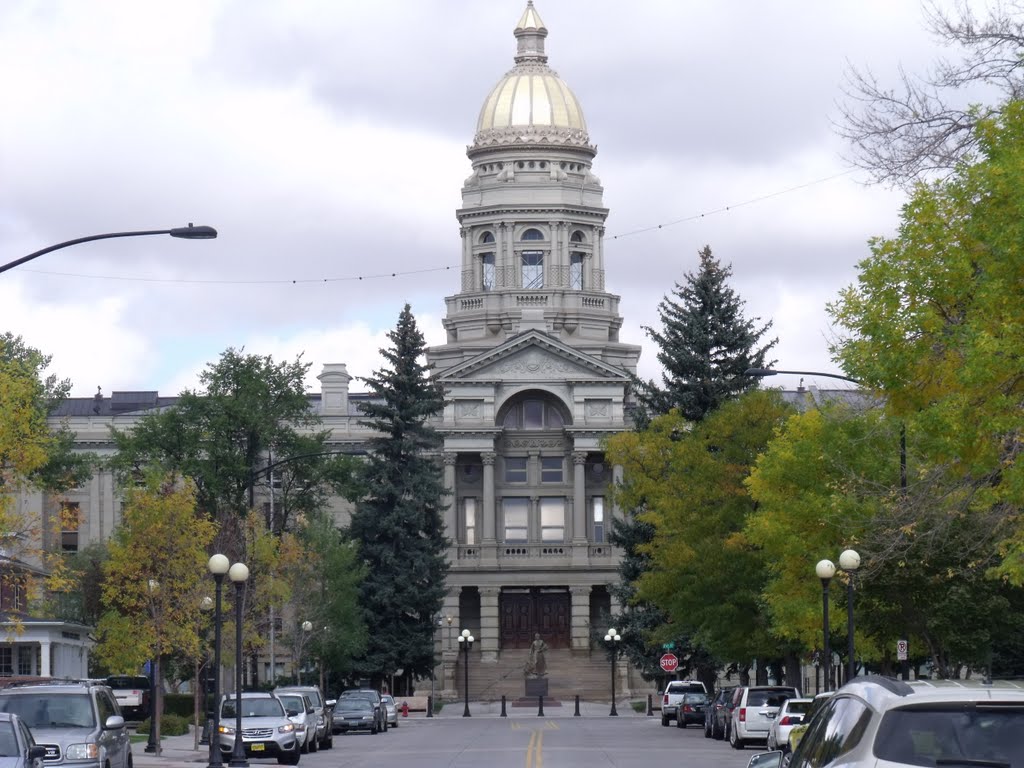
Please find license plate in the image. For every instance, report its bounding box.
[251,744,265,752]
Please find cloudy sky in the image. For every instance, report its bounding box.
[0,1,978,398]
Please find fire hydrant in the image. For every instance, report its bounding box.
[401,701,409,718]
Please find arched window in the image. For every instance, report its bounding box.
[480,231,495,244]
[501,397,566,430]
[521,228,544,241]
[570,230,586,243]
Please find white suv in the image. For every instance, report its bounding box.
[730,685,801,749]
[747,676,1024,768]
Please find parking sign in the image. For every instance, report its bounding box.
[896,639,908,661]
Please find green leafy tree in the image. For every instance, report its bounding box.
[829,100,1024,586]
[348,304,448,686]
[631,245,776,425]
[607,391,799,684]
[95,477,215,751]
[109,348,359,541]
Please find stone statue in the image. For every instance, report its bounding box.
[524,633,548,678]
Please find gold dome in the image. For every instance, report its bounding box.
[473,2,590,148]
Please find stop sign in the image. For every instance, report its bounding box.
[660,653,679,672]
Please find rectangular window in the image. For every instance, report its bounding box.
[593,496,605,543]
[502,498,528,542]
[0,648,11,676]
[481,253,495,291]
[570,253,584,290]
[523,400,544,429]
[17,648,31,676]
[464,498,477,545]
[505,457,527,483]
[541,457,563,483]
[12,583,22,612]
[540,498,565,542]
[61,502,80,553]
[521,251,544,288]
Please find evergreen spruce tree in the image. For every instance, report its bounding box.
[349,304,449,686]
[613,246,775,688]
[632,245,776,424]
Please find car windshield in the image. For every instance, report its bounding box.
[277,696,304,714]
[685,693,709,704]
[339,700,372,713]
[106,676,149,690]
[748,690,794,707]
[874,706,1024,766]
[0,723,19,757]
[0,695,94,729]
[785,700,813,715]
[221,699,284,719]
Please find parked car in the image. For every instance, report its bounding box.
[765,697,811,752]
[747,676,1024,768]
[784,691,833,752]
[274,692,318,754]
[217,692,300,765]
[104,675,150,722]
[661,680,707,726]
[729,685,801,750]
[331,698,378,735]
[0,712,46,768]
[380,694,398,727]
[274,685,332,750]
[336,689,386,733]
[0,680,131,768]
[675,691,709,728]
[705,686,736,740]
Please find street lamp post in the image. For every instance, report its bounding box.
[446,615,453,649]
[228,563,250,768]
[816,559,836,692]
[198,596,214,748]
[145,579,160,754]
[457,629,474,718]
[1,224,217,275]
[839,549,861,683]
[208,555,229,768]
[604,628,621,716]
[298,621,312,685]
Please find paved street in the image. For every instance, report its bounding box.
[139,713,762,768]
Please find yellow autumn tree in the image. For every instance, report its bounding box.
[95,476,215,753]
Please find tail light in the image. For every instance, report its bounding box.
[779,716,792,726]
[663,694,669,706]
[683,705,692,713]
[739,707,746,722]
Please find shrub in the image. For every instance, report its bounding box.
[136,714,190,737]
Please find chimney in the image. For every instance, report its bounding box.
[318,364,352,415]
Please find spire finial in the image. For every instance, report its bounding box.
[514,1,547,64]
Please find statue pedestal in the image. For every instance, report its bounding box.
[524,678,549,698]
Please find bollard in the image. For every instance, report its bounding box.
[199,716,211,745]
[500,695,507,717]
[538,695,544,717]
[427,695,433,718]
[574,694,581,717]
[647,694,654,716]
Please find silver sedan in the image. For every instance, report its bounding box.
[380,695,398,727]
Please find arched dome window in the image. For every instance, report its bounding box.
[500,393,568,430]
[480,232,495,244]
[570,230,586,243]
[521,228,544,241]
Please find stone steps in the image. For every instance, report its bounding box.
[451,648,623,702]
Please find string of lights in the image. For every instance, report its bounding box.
[14,170,854,286]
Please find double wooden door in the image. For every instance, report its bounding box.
[500,589,570,649]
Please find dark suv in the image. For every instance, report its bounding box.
[705,686,736,739]
[334,689,386,734]
[0,680,130,768]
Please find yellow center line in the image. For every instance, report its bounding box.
[525,730,536,768]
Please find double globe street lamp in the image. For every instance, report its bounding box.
[228,562,251,768]
[457,629,474,718]
[207,555,249,768]
[815,549,862,691]
[604,628,622,717]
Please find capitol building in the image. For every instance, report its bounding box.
[18,2,647,700]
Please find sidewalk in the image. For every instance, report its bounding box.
[133,700,652,768]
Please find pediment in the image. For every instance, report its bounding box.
[439,331,629,383]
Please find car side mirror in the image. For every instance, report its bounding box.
[326,699,336,708]
[307,708,315,715]
[286,709,299,717]
[104,715,125,730]
[28,746,46,760]
[747,752,783,768]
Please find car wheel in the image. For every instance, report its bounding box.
[676,714,685,729]
[730,726,745,750]
[322,734,333,750]
[309,736,317,753]
[661,714,670,726]
[382,717,388,733]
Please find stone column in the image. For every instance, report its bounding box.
[40,641,52,677]
[440,593,460,700]
[612,464,624,519]
[443,452,457,542]
[572,451,588,565]
[479,586,501,662]
[481,453,497,564]
[570,585,592,651]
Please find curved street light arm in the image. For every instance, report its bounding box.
[1,224,217,276]
[744,368,862,385]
